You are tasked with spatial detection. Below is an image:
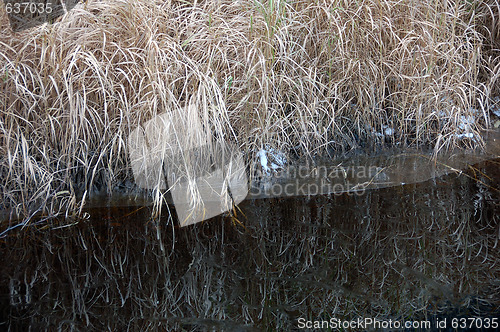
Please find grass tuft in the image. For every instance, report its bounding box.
[0,0,499,222]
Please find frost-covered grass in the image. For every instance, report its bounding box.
[0,0,499,223]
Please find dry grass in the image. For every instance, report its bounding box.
[0,0,499,222]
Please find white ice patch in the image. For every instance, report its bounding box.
[383,126,394,136]
[491,97,500,118]
[437,110,448,118]
[458,115,475,131]
[257,149,270,174]
[368,124,394,138]
[454,113,477,140]
[257,145,287,175]
[267,146,287,166]
[455,133,474,139]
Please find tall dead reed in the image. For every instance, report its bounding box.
[0,0,499,223]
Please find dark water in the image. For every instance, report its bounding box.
[0,149,499,330]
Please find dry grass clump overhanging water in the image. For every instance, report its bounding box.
[0,0,500,223]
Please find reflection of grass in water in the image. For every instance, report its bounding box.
[0,0,500,224]
[0,161,498,330]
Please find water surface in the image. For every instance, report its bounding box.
[0,133,499,331]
